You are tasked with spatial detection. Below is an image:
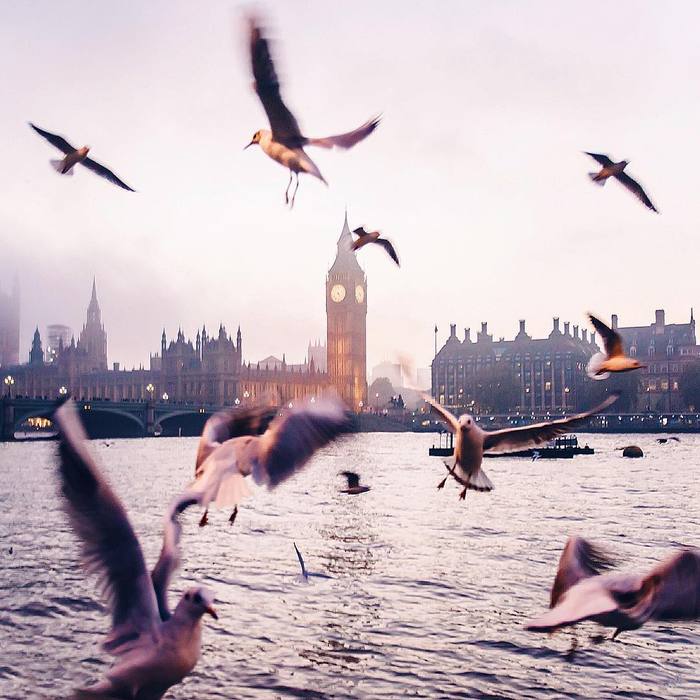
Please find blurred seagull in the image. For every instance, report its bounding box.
[245,17,380,207]
[28,122,135,191]
[190,398,352,526]
[584,152,657,212]
[339,470,370,494]
[351,227,400,266]
[657,436,681,444]
[54,400,217,699]
[526,536,700,639]
[586,313,645,380]
[424,393,618,499]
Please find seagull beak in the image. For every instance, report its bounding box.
[244,140,255,150]
[205,605,218,620]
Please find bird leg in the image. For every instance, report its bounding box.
[228,506,238,526]
[198,509,209,527]
[612,629,622,641]
[437,477,448,489]
[459,486,468,500]
[289,172,300,208]
[284,171,293,205]
[438,461,459,489]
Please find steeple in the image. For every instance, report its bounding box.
[329,210,363,276]
[29,326,44,365]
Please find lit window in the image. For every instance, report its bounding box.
[545,381,551,391]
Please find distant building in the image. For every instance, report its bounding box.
[371,361,403,388]
[6,214,369,411]
[0,278,20,367]
[432,318,598,413]
[46,324,72,363]
[611,309,697,412]
[416,367,432,391]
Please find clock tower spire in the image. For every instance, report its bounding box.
[326,212,367,411]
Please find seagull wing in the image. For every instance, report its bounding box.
[341,470,360,488]
[196,406,277,472]
[584,151,614,167]
[81,157,135,192]
[550,537,617,607]
[255,397,352,488]
[293,542,308,578]
[307,116,381,149]
[588,313,623,358]
[249,18,304,148]
[643,549,700,621]
[421,393,461,433]
[150,492,201,621]
[375,238,400,266]
[482,394,618,454]
[614,171,658,212]
[54,400,160,654]
[29,122,76,154]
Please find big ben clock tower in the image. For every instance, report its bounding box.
[326,212,367,411]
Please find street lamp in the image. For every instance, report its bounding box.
[4,375,15,397]
[146,383,154,400]
[234,397,240,405]
[59,385,68,396]
[358,400,364,412]
[243,390,250,399]
[375,392,379,411]
[162,392,169,401]
[564,386,570,412]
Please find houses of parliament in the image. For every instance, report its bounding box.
[1,216,368,411]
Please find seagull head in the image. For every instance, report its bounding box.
[180,586,218,620]
[244,131,262,149]
[79,146,90,156]
[457,414,474,432]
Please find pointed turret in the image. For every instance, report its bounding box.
[29,326,44,365]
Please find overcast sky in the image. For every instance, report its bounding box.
[1,1,698,373]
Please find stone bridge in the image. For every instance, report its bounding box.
[1,396,224,440]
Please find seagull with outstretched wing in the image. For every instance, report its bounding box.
[351,227,400,266]
[339,470,370,494]
[526,537,700,640]
[29,122,135,191]
[190,398,352,526]
[424,393,618,499]
[53,399,216,699]
[244,17,379,207]
[584,151,657,212]
[586,313,644,379]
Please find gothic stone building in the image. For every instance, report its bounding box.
[5,215,368,411]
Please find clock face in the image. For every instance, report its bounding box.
[330,283,346,302]
[355,285,365,303]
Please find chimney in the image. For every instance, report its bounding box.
[573,324,579,339]
[611,314,618,330]
[481,321,488,334]
[553,317,560,333]
[655,309,665,333]
[591,331,597,345]
[464,328,471,343]
[519,319,526,334]
[564,321,570,336]
[449,323,456,338]
[582,329,588,342]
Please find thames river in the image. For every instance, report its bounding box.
[1,433,699,699]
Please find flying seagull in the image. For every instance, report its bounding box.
[245,17,380,208]
[351,227,400,266]
[424,393,618,499]
[190,398,352,526]
[526,536,700,639]
[29,122,135,191]
[584,152,657,212]
[586,313,645,380]
[53,399,217,699]
[657,436,681,444]
[339,470,370,494]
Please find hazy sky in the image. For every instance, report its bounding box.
[2,1,699,372]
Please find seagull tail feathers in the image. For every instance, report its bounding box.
[586,352,610,380]
[50,159,71,175]
[468,467,494,492]
[588,172,605,186]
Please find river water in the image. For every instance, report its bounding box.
[1,432,699,699]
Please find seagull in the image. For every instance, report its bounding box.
[586,313,645,380]
[245,17,380,208]
[28,123,135,191]
[351,227,400,266]
[190,398,352,526]
[294,542,308,582]
[54,399,217,699]
[339,470,370,494]
[657,436,680,444]
[584,152,657,212]
[526,536,700,639]
[423,393,618,499]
